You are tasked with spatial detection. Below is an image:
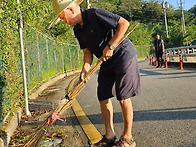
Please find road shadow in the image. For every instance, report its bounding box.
[138,60,148,64]
[33,106,196,126]
[89,106,196,124]
[133,106,196,122]
[178,143,196,147]
[140,68,196,79]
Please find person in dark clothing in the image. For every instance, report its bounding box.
[49,0,141,146]
[153,33,165,68]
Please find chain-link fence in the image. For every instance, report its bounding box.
[23,24,83,90]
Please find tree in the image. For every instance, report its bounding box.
[189,4,196,16]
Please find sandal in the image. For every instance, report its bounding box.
[93,135,117,147]
[116,136,136,147]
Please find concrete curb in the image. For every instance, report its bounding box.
[0,69,81,147]
[0,109,22,147]
[29,69,81,99]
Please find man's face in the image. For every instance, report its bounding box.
[59,8,76,26]
[156,34,160,39]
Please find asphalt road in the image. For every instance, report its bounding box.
[76,60,196,147]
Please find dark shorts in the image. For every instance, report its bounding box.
[97,56,141,101]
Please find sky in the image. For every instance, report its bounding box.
[162,0,196,10]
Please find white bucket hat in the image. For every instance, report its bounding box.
[48,0,83,29]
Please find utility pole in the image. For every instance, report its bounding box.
[162,0,169,38]
[180,0,186,35]
[86,0,90,9]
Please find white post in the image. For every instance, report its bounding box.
[86,0,90,9]
[162,0,169,38]
[17,0,31,116]
[180,0,186,35]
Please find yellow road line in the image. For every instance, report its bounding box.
[72,99,102,144]
[67,75,102,145]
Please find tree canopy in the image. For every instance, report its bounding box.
[48,0,195,47]
[4,0,196,47]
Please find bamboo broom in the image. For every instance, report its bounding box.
[24,23,139,147]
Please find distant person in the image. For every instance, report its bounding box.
[49,0,141,147]
[153,33,164,68]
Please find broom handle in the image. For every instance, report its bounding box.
[114,22,140,49]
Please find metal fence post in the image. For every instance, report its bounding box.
[36,35,41,79]
[17,0,31,116]
[46,38,50,70]
[77,45,80,67]
[68,45,72,70]
[53,46,57,73]
[61,47,65,72]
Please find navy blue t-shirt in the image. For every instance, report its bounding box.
[154,39,164,53]
[74,8,137,67]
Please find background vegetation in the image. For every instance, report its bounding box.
[0,0,196,126]
[19,0,196,47]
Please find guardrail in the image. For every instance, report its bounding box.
[165,45,196,63]
[149,45,196,69]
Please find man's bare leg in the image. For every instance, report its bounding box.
[119,98,133,139]
[100,98,115,139]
